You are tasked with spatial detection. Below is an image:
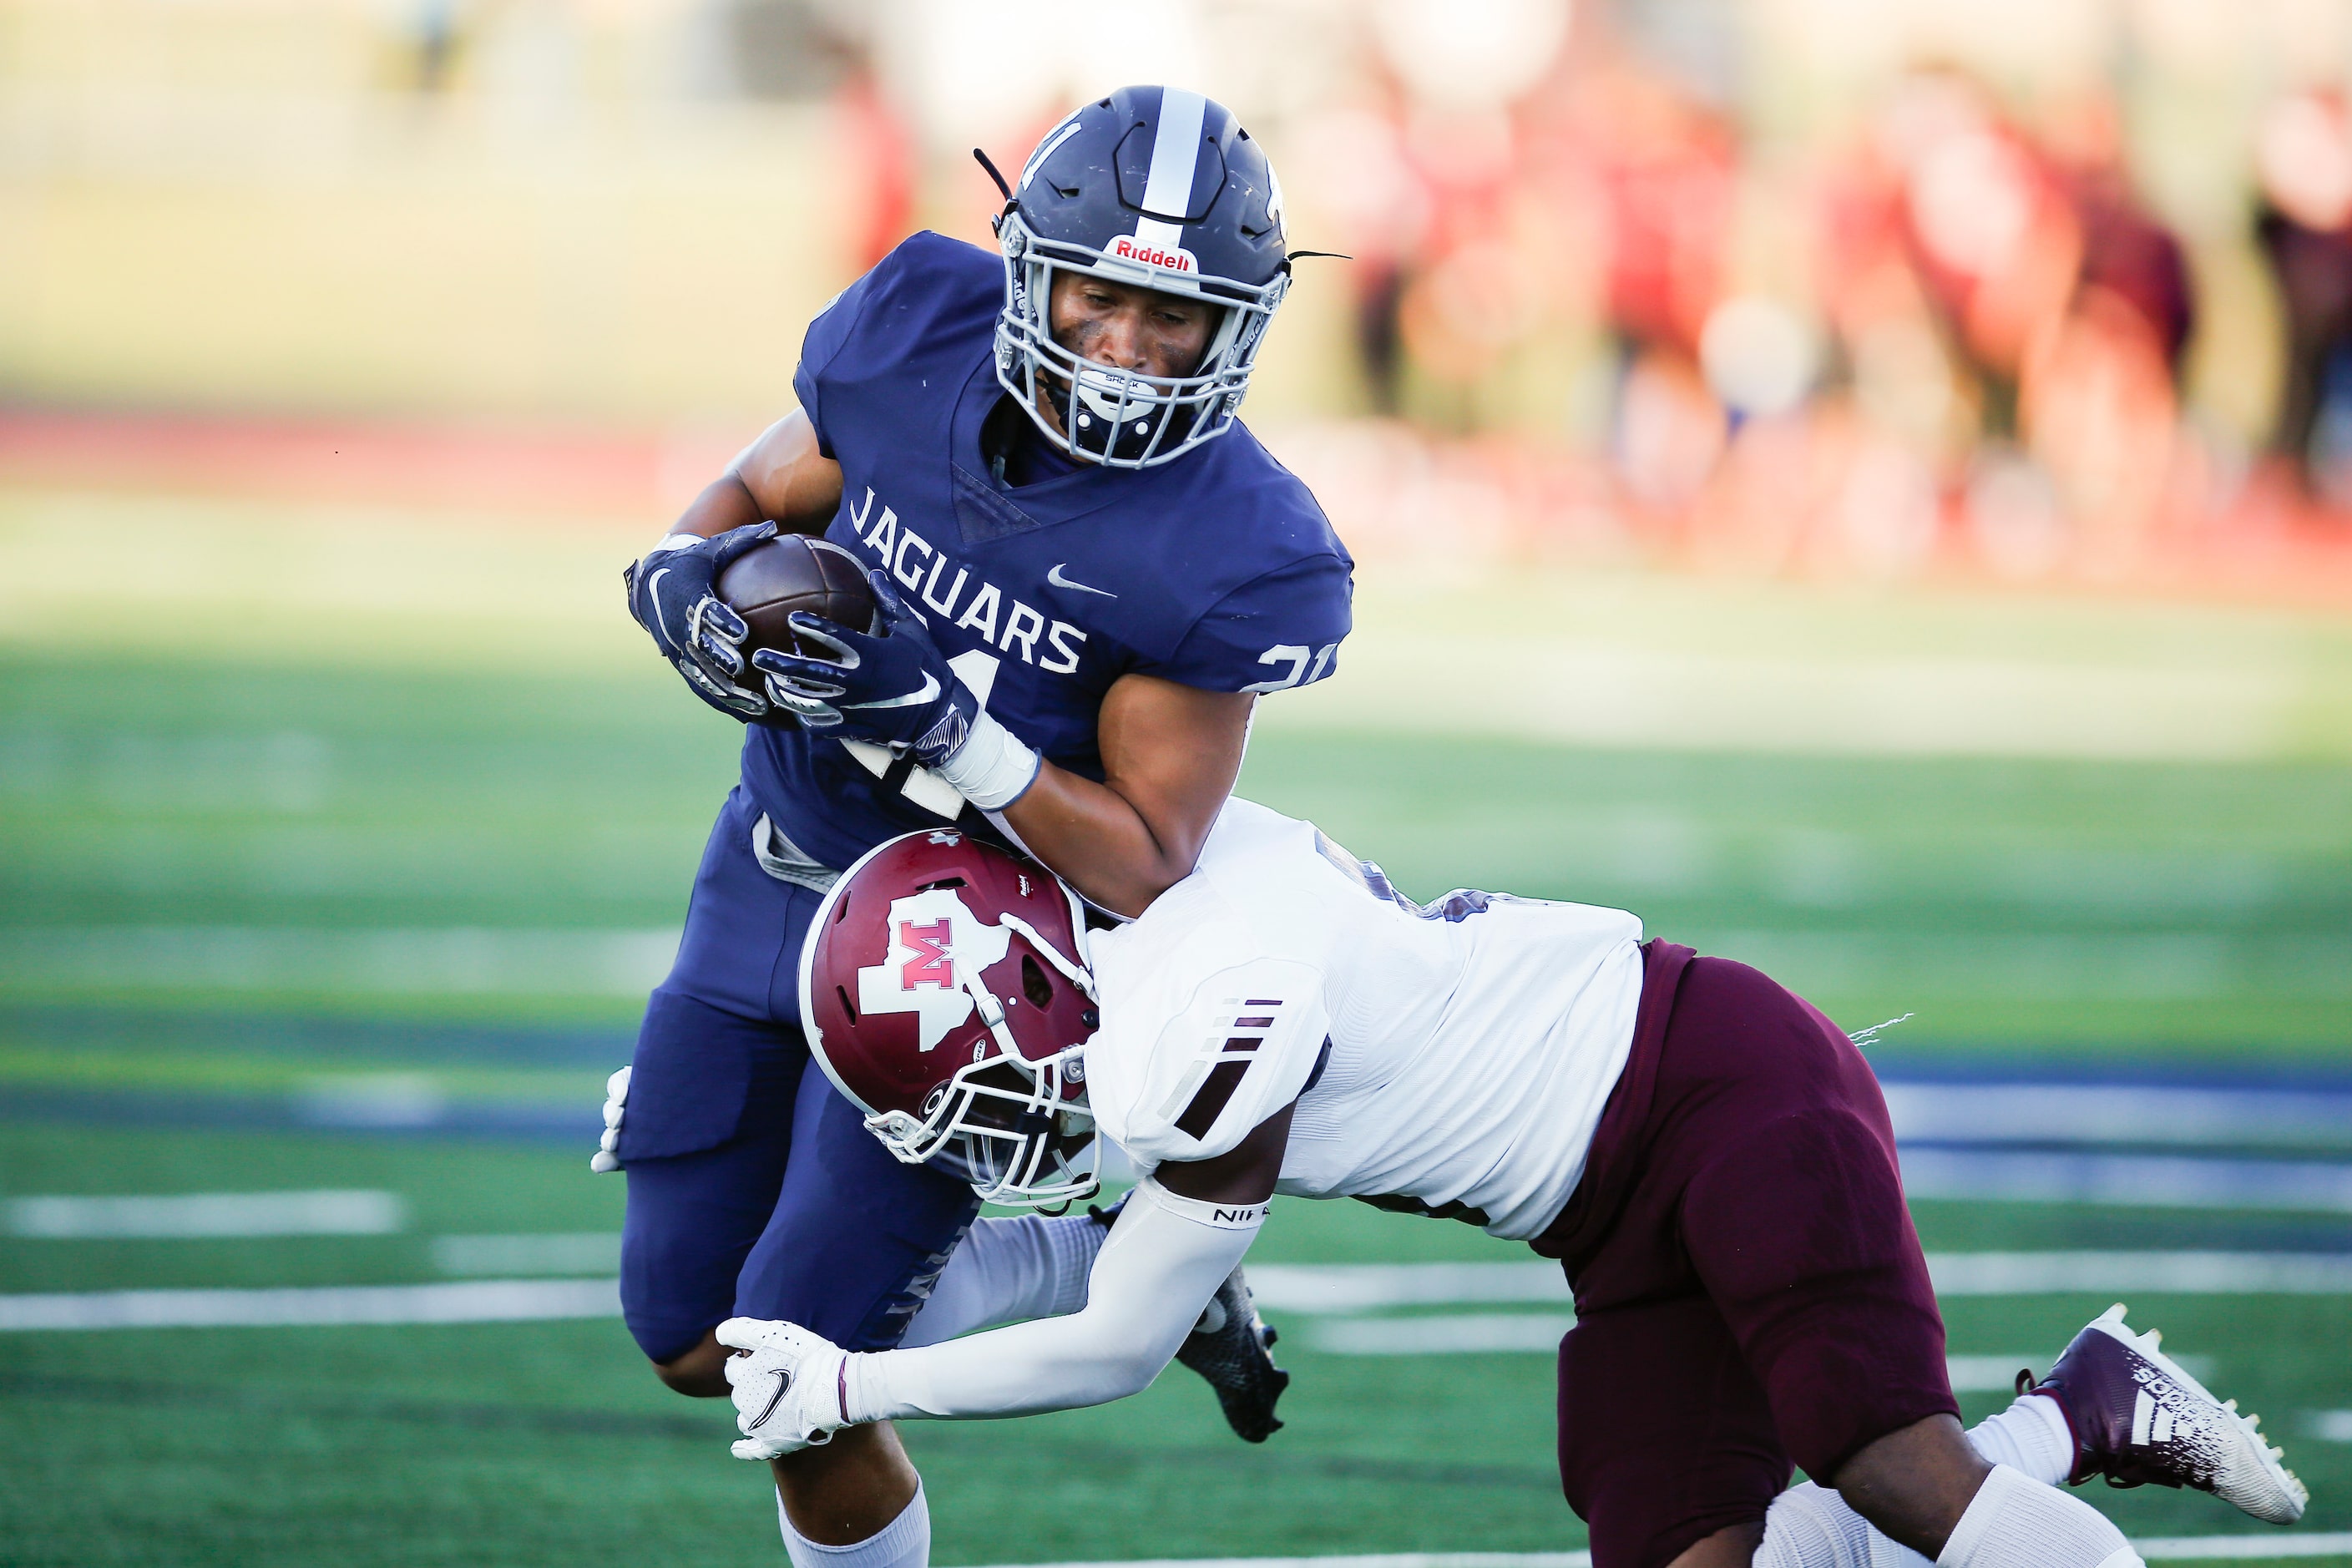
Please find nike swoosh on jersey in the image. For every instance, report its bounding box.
[844,671,942,711]
[1046,564,1117,597]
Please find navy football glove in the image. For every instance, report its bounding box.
[624,522,775,721]
[752,570,977,766]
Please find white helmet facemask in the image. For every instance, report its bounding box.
[994,210,1287,469]
[860,911,1104,1210]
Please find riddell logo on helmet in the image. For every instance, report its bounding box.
[1110,234,1196,273]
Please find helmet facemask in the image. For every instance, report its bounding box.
[901,1054,1098,1208]
[859,907,1103,1210]
[994,209,1288,470]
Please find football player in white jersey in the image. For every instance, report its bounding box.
[716,803,2308,1568]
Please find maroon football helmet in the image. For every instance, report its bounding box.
[799,828,1100,1207]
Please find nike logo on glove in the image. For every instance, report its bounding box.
[844,672,941,711]
[1047,564,1115,598]
[645,567,675,641]
[746,1368,792,1430]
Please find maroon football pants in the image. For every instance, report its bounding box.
[1535,945,1956,1568]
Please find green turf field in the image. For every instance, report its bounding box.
[3,490,2349,1564]
[3,646,2344,1050]
[3,1123,2349,1566]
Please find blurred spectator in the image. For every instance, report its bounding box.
[1580,64,1735,368]
[2044,94,2193,372]
[2254,89,2352,508]
[1860,71,2084,438]
[410,0,461,95]
[1302,98,1434,416]
[2026,91,2193,566]
[833,68,918,275]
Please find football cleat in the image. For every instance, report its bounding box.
[1175,1263,1289,1443]
[2020,1303,2307,1525]
[1093,1196,1290,1442]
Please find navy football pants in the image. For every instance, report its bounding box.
[617,787,980,1363]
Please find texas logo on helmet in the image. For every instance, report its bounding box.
[857,887,1014,1052]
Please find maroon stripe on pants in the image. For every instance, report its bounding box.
[1534,944,1956,1568]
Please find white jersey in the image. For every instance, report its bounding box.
[1083,799,1646,1241]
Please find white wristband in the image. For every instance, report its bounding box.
[934,710,1041,812]
[644,533,702,556]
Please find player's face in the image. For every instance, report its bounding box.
[1048,273,1216,385]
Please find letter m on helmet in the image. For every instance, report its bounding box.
[899,919,954,989]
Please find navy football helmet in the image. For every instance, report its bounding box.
[992,85,1291,468]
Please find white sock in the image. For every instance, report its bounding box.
[1966,1393,2074,1488]
[778,1482,929,1568]
[1936,1464,2141,1568]
[898,1212,1104,1348]
[1764,1400,2108,1568]
[1757,1481,1878,1568]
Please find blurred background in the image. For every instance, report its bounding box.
[2,0,2349,1564]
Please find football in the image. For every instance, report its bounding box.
[715,534,878,664]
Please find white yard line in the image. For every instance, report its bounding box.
[1249,1263,1569,1313]
[7,1251,2349,1332]
[1930,1252,2352,1295]
[1310,1313,1573,1356]
[0,1278,615,1331]
[429,1232,620,1277]
[6,1190,405,1238]
[1880,1084,2352,1150]
[1900,1151,2352,1212]
[1944,1356,2042,1393]
[1303,1325,2150,1388]
[1251,1254,2352,1315]
[0,926,678,996]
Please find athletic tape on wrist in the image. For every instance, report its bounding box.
[933,710,1040,811]
[645,533,703,556]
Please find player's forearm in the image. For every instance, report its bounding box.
[847,1180,1259,1421]
[856,1298,1181,1419]
[998,763,1207,918]
[657,473,766,545]
[655,414,845,546]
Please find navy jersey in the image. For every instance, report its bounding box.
[741,232,1353,873]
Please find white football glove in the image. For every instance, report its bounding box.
[589,1065,629,1174]
[717,1316,852,1460]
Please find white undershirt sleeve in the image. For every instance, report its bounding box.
[845,1178,1264,1422]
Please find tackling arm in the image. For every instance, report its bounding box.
[847,1105,1292,1422]
[852,1177,1253,1421]
[996,675,1253,918]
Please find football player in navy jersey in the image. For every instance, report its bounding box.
[602,86,1351,1568]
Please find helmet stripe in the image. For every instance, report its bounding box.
[1140,87,1208,220]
